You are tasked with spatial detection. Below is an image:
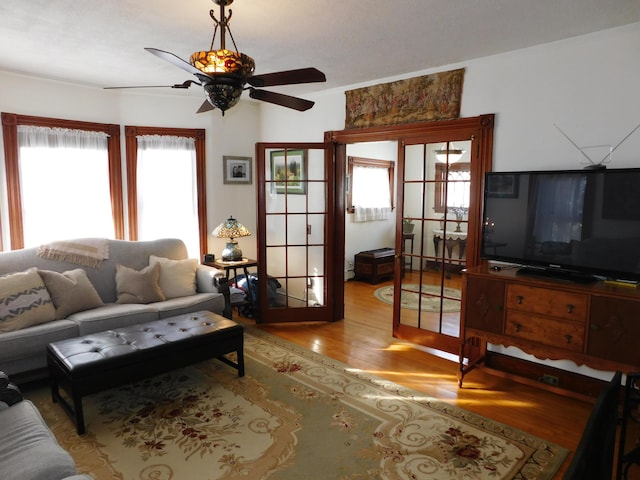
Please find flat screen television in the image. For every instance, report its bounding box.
[481,167,640,283]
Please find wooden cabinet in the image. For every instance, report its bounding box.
[588,296,640,366]
[460,264,640,396]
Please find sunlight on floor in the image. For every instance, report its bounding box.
[384,341,459,363]
[346,367,457,381]
[359,393,535,409]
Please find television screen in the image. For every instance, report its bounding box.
[481,168,640,282]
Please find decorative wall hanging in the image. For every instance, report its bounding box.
[344,68,464,129]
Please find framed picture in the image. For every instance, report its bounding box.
[270,149,306,194]
[487,174,519,198]
[223,156,252,184]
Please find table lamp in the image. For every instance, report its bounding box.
[212,216,251,261]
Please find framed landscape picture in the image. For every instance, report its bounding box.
[223,156,252,185]
[270,149,306,194]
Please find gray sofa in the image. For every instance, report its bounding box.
[0,372,91,480]
[0,238,233,381]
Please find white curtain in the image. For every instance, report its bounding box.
[17,125,114,246]
[136,135,199,257]
[352,165,392,222]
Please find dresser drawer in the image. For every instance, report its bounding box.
[506,284,588,321]
[505,311,585,351]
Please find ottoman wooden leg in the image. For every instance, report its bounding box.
[237,346,245,377]
[73,395,86,435]
[51,380,86,435]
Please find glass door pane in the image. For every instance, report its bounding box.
[259,145,332,323]
[397,141,471,346]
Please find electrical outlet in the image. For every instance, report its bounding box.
[540,374,560,386]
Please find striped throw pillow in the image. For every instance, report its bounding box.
[0,268,56,332]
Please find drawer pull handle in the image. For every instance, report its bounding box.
[565,335,573,344]
[514,323,522,332]
[567,304,575,314]
[516,295,524,304]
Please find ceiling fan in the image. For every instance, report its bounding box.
[106,0,326,115]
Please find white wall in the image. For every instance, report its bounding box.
[0,71,260,258]
[259,22,640,169]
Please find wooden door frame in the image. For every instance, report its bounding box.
[325,114,494,347]
[255,142,338,322]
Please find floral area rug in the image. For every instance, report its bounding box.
[374,284,462,313]
[28,327,567,479]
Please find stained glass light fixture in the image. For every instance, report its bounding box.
[190,0,255,113]
[212,216,252,261]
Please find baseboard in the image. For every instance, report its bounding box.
[482,351,608,401]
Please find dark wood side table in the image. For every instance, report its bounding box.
[204,258,258,314]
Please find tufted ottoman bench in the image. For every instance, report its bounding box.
[46,310,244,434]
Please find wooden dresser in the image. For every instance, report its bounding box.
[460,264,640,398]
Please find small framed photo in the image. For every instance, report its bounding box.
[223,156,252,185]
[487,174,519,198]
[270,149,306,194]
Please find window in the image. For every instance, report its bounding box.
[434,162,471,213]
[347,156,395,222]
[125,126,207,259]
[1,113,123,250]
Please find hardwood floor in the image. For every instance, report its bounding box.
[238,275,601,478]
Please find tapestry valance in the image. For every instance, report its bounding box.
[345,68,464,129]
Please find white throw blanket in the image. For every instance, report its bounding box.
[37,238,110,268]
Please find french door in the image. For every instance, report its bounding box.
[394,138,475,355]
[255,142,339,323]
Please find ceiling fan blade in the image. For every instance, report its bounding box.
[145,47,211,81]
[247,67,326,88]
[197,99,215,114]
[249,89,315,111]
[104,80,200,90]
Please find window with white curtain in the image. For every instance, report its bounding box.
[17,125,115,246]
[347,156,395,222]
[135,135,200,257]
[434,162,471,213]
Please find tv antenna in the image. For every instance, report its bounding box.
[554,122,640,169]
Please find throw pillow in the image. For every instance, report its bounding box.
[149,255,198,299]
[115,263,166,304]
[0,268,56,332]
[38,269,104,319]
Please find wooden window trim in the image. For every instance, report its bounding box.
[1,112,123,250]
[125,126,207,259]
[346,156,395,214]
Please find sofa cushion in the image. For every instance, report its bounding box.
[0,268,55,333]
[149,255,198,299]
[38,269,104,319]
[115,263,166,304]
[0,400,78,480]
[0,320,79,373]
[69,303,159,335]
[153,293,225,319]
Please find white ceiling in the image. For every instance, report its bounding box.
[1,0,639,99]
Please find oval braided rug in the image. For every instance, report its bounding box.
[374,283,461,312]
